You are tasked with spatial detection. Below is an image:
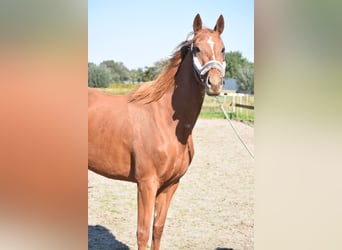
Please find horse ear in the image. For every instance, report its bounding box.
[214,15,224,34]
[193,14,202,33]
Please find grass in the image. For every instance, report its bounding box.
[200,93,254,123]
[95,84,254,123]
[101,83,137,95]
[199,112,224,119]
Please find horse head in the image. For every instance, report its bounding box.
[192,14,226,96]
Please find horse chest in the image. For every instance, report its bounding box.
[175,145,193,175]
[156,138,194,183]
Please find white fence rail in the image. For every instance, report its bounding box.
[219,92,254,116]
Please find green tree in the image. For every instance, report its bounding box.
[154,58,169,74]
[88,63,112,88]
[225,51,250,79]
[141,58,169,82]
[236,64,254,94]
[129,68,144,83]
[100,60,130,83]
[142,66,158,82]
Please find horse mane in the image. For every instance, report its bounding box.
[128,37,194,104]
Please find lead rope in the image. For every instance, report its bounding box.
[215,96,255,160]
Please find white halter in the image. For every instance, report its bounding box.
[191,43,226,80]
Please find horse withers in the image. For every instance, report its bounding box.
[88,14,226,250]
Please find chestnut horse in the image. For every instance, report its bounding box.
[88,14,226,250]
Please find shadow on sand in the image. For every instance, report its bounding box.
[88,225,129,250]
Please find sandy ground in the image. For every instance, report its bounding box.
[88,119,254,250]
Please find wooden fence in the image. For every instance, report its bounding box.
[219,92,254,120]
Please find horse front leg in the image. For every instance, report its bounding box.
[151,181,179,250]
[137,179,158,250]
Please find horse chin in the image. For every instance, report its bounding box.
[206,87,221,96]
[206,91,221,96]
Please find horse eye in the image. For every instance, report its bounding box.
[193,46,201,54]
[221,48,225,54]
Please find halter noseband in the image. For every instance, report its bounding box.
[191,43,226,84]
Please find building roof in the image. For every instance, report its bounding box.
[223,78,238,90]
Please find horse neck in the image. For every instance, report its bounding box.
[164,50,205,135]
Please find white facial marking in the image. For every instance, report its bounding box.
[208,36,215,60]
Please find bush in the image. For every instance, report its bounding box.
[236,64,254,94]
[88,63,112,88]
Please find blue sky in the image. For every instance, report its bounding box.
[88,1,254,69]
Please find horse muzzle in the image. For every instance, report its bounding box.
[205,71,224,96]
[193,55,226,96]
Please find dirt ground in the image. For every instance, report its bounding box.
[88,119,254,250]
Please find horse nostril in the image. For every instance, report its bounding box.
[207,77,212,86]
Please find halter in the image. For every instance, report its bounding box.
[191,43,226,84]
